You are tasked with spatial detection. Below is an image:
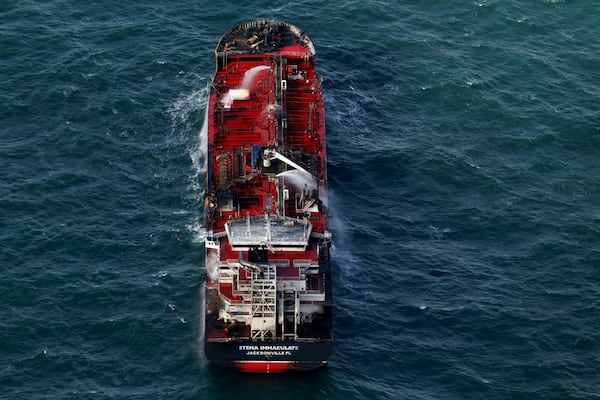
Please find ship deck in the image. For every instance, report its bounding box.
[204,19,332,373]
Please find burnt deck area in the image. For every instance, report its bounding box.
[216,19,314,55]
[204,20,332,372]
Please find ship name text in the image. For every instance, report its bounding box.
[239,345,299,356]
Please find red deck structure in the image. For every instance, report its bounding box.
[203,20,333,373]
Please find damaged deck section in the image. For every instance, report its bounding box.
[204,19,332,373]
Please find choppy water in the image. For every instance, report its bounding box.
[2,1,599,399]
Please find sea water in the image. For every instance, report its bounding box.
[1,1,599,399]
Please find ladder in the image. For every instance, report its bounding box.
[281,289,299,340]
[250,265,277,340]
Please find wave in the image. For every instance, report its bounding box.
[167,80,210,243]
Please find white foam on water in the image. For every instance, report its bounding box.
[188,83,209,187]
[166,80,209,199]
[327,189,360,279]
[167,303,188,324]
[196,284,209,367]
[170,81,210,243]
[167,83,209,130]
[186,218,208,245]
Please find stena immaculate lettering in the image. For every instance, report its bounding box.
[239,345,300,356]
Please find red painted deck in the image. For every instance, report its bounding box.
[204,19,332,373]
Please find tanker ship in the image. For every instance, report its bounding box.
[203,19,333,373]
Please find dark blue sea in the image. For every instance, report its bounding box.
[2,1,599,399]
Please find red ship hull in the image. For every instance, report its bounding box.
[227,361,327,374]
[205,340,332,372]
[203,20,332,373]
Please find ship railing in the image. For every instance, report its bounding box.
[277,275,303,281]
[299,292,325,302]
[225,213,311,226]
[294,337,331,343]
[265,259,290,268]
[208,337,330,343]
[207,336,251,343]
[216,19,314,52]
[293,259,312,268]
[219,293,251,306]
[205,239,219,249]
[224,259,291,270]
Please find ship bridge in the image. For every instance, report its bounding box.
[225,213,312,252]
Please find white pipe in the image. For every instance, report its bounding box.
[264,149,314,178]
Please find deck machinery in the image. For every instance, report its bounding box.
[203,20,333,373]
